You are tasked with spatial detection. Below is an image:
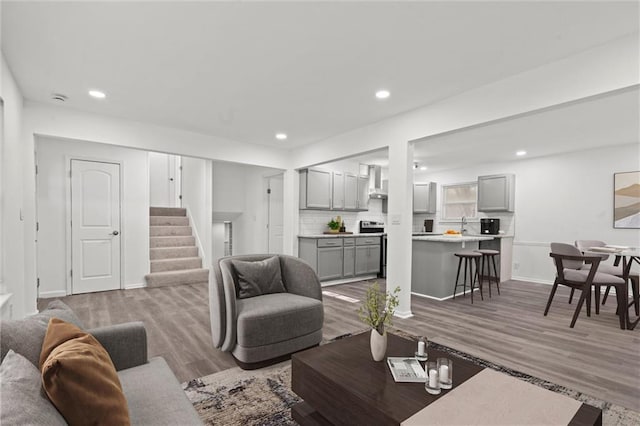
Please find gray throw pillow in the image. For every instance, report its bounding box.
[0,299,84,367]
[232,257,287,299]
[0,350,67,426]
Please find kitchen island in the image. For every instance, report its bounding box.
[412,235,512,300]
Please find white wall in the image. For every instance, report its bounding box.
[36,136,150,296]
[181,156,212,267]
[212,162,284,262]
[415,143,640,284]
[149,152,181,207]
[1,52,26,317]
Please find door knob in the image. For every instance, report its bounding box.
[111,231,119,236]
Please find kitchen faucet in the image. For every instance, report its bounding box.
[460,216,467,235]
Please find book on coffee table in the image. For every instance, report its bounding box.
[387,357,426,383]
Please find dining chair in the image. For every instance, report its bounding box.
[546,243,627,329]
[575,240,639,316]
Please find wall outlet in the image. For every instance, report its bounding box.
[513,262,520,270]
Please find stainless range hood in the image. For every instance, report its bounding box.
[368,165,388,199]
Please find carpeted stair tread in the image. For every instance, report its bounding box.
[150,236,196,248]
[150,246,199,260]
[145,268,209,287]
[150,226,193,237]
[151,257,202,273]
[150,207,187,217]
[150,216,189,226]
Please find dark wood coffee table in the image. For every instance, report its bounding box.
[291,332,601,426]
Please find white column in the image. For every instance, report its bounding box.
[387,140,414,318]
[282,168,299,256]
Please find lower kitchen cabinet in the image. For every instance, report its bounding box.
[343,246,355,277]
[298,236,381,282]
[355,245,381,275]
[317,247,344,281]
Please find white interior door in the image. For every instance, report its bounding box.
[149,152,181,207]
[71,160,121,294]
[267,174,284,254]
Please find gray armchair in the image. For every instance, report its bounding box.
[210,254,324,369]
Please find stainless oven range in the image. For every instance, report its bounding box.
[358,221,386,278]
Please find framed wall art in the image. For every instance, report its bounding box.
[614,171,640,229]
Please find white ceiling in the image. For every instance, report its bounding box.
[334,87,639,172]
[2,1,638,148]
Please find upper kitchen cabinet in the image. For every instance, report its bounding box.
[344,174,369,211]
[357,175,370,211]
[332,172,345,210]
[413,182,437,213]
[299,168,332,209]
[477,174,515,212]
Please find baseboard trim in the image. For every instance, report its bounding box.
[512,276,553,285]
[320,275,378,287]
[411,288,480,302]
[125,283,146,290]
[394,310,414,319]
[38,290,67,298]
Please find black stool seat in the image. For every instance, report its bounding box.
[474,249,501,297]
[454,252,482,258]
[453,252,482,303]
[476,249,499,255]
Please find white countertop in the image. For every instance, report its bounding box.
[298,233,385,239]
[413,235,495,243]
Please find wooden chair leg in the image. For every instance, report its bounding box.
[594,285,600,315]
[453,257,463,299]
[491,255,500,295]
[568,288,575,304]
[615,284,627,330]
[544,281,560,316]
[602,286,611,305]
[468,259,474,304]
[586,288,591,317]
[463,259,468,298]
[570,289,588,328]
[475,258,483,301]
[631,276,639,316]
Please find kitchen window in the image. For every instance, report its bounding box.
[441,182,477,220]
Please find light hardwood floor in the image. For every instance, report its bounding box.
[39,279,640,412]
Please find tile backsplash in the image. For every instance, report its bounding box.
[299,199,387,235]
[299,199,515,236]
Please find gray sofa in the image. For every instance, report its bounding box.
[0,300,202,425]
[210,254,324,368]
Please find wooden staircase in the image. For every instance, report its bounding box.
[145,207,209,287]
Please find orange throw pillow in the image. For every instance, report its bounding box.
[39,318,131,426]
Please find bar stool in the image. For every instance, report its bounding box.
[453,252,482,303]
[475,249,500,297]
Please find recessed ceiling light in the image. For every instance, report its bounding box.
[275,133,287,140]
[420,166,427,171]
[516,150,527,156]
[375,90,390,99]
[88,90,106,99]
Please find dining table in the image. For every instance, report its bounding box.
[588,246,640,330]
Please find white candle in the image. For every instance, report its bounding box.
[428,369,438,388]
[417,341,425,356]
[439,365,449,382]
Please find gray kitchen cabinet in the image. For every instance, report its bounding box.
[478,174,515,212]
[332,172,344,210]
[356,175,370,211]
[413,182,437,213]
[355,236,381,275]
[317,247,344,281]
[344,173,358,210]
[298,236,379,282]
[299,168,332,209]
[343,246,355,277]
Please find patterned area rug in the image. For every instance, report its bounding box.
[183,331,640,426]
